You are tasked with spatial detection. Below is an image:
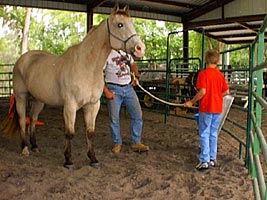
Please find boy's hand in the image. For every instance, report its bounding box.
[184,101,193,108]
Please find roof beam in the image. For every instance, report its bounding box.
[188,14,266,29]
[193,29,258,44]
[210,33,257,38]
[99,1,181,17]
[140,0,197,9]
[88,0,106,8]
[238,22,259,34]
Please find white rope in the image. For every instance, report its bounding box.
[132,73,196,108]
[135,79,185,107]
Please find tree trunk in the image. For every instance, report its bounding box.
[21,8,31,54]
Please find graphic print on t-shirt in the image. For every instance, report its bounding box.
[111,54,130,78]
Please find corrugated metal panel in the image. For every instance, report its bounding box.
[225,0,267,18]
[193,0,267,22]
[177,0,210,5]
[94,7,182,23]
[191,7,222,22]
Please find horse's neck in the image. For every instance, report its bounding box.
[79,20,111,69]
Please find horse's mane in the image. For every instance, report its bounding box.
[86,20,106,36]
[60,19,107,58]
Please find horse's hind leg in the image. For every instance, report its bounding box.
[83,101,100,166]
[15,93,29,156]
[29,100,44,152]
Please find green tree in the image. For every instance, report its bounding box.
[0,6,87,59]
[29,9,86,55]
[132,18,182,60]
[0,6,25,64]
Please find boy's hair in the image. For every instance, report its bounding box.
[205,49,220,64]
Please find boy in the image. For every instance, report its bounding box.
[184,49,229,171]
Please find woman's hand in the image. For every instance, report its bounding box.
[103,86,115,100]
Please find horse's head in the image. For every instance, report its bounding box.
[107,5,146,58]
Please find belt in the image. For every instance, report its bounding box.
[106,82,129,87]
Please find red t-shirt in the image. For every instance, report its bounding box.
[196,68,229,113]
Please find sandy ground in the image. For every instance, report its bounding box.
[0,100,253,200]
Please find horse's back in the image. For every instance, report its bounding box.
[13,50,63,105]
[14,50,54,72]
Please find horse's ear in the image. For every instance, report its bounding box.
[122,4,129,13]
[112,2,120,14]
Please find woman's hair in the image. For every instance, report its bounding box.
[205,49,220,64]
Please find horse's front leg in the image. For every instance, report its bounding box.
[29,101,44,152]
[63,104,77,168]
[83,101,100,166]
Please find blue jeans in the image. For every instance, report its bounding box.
[198,112,221,163]
[106,84,142,145]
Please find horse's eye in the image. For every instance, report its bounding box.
[118,23,123,28]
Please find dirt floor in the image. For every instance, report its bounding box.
[0,100,253,200]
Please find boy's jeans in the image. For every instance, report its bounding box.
[198,112,221,163]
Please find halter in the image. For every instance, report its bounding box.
[107,18,137,52]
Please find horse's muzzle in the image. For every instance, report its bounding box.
[132,43,146,58]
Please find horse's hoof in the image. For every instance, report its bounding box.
[31,147,40,153]
[90,161,100,168]
[63,163,75,169]
[63,160,74,169]
[21,147,30,156]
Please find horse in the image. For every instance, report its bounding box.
[0,4,145,168]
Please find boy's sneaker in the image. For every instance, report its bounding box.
[196,162,209,171]
[209,160,218,167]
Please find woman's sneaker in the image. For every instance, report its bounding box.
[111,144,121,153]
[196,162,209,171]
[131,142,149,152]
[209,160,218,167]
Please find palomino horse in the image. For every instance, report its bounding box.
[1,5,145,168]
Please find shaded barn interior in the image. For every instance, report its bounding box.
[0,1,267,199]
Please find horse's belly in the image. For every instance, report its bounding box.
[29,88,64,106]
[75,89,103,108]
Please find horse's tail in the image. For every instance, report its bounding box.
[0,94,20,137]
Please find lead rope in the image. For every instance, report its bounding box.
[132,73,198,108]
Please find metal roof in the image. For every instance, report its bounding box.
[1,0,267,44]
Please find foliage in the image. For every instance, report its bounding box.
[0,6,25,64]
[0,6,87,63]
[132,19,182,60]
[28,10,86,54]
[93,13,108,25]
